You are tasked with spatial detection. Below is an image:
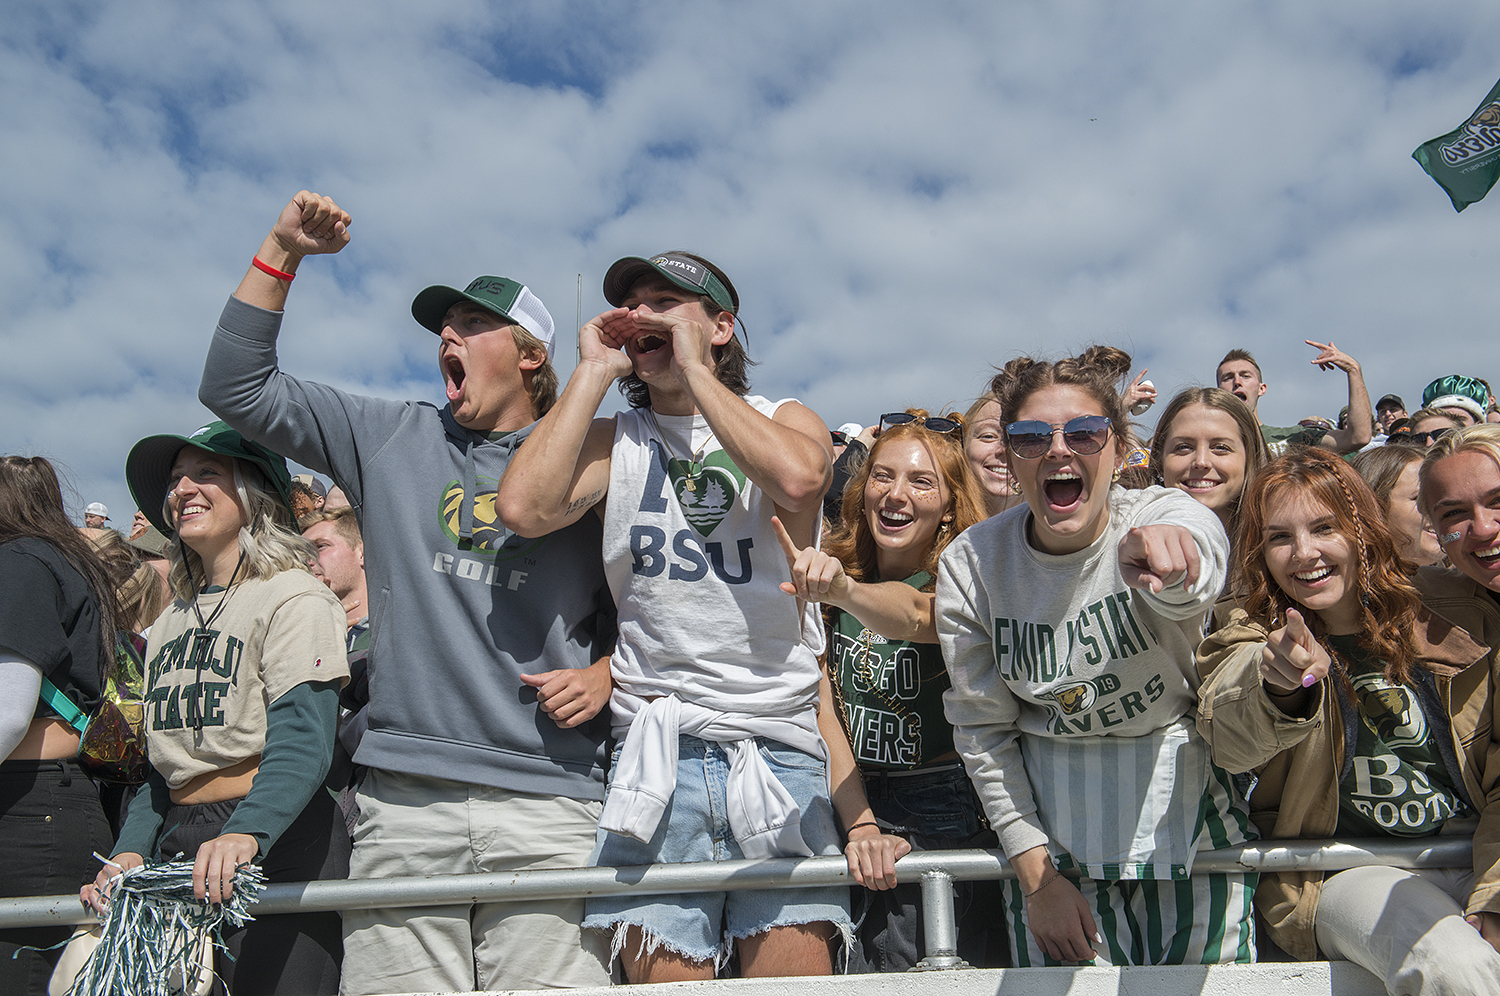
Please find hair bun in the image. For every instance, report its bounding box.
[1075,345,1133,381]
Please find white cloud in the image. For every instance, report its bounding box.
[3,0,1499,520]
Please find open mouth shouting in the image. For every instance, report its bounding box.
[632,332,668,356]
[1043,471,1085,511]
[442,351,466,403]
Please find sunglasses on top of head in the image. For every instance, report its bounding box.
[1005,415,1113,459]
[880,412,962,435]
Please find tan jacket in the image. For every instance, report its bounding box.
[1195,568,1500,960]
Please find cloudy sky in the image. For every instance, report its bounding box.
[4,1,1498,523]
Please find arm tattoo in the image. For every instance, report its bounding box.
[566,489,604,515]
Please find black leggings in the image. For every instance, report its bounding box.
[158,790,350,996]
[0,758,113,996]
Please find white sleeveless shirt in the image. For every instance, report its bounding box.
[597,398,826,854]
[602,397,822,730]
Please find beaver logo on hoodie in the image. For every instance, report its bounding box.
[439,478,542,558]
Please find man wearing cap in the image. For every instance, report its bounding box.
[1215,341,1373,456]
[83,502,110,529]
[1375,394,1409,436]
[497,252,855,980]
[1421,374,1489,427]
[198,191,614,994]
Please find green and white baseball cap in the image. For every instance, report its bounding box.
[411,276,555,357]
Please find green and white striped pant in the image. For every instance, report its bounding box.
[1000,869,1257,966]
[1001,760,1257,966]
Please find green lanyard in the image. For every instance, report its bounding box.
[37,678,88,734]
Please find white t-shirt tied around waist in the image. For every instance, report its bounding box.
[599,692,822,858]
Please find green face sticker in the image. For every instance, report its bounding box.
[669,451,746,537]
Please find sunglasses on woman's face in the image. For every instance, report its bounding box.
[1005,415,1113,459]
[1407,428,1454,447]
[880,412,961,435]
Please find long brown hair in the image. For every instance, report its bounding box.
[1351,444,1425,516]
[822,409,986,590]
[1235,448,1422,685]
[0,456,121,676]
[1148,387,1269,531]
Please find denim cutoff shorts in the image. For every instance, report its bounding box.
[583,734,851,965]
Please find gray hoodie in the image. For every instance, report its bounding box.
[200,296,611,801]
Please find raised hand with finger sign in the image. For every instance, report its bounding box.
[1196,445,1500,978]
[939,347,1250,968]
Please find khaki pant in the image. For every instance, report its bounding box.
[1315,865,1500,996]
[339,769,611,995]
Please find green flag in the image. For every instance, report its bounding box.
[1413,78,1500,212]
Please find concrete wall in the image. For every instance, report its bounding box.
[385,963,1386,996]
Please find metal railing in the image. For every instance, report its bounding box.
[2,838,1471,970]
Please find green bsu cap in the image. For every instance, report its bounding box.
[125,421,295,538]
[410,276,556,358]
[602,252,739,315]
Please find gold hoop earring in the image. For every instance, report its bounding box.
[1009,479,1022,495]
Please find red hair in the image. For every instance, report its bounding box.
[1235,448,1423,685]
[823,409,985,589]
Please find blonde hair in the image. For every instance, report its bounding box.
[1409,407,1465,432]
[299,505,362,549]
[86,529,172,633]
[513,326,558,417]
[963,391,1001,427]
[166,456,315,599]
[1419,423,1500,517]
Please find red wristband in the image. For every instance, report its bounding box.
[252,256,296,282]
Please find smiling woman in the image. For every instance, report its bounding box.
[937,346,1251,969]
[811,408,997,970]
[962,393,1026,518]
[85,422,352,996]
[1197,445,1500,992]
[1351,444,1445,569]
[1148,387,1268,542]
[1421,425,1500,587]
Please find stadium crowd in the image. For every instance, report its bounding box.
[2,190,1499,996]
